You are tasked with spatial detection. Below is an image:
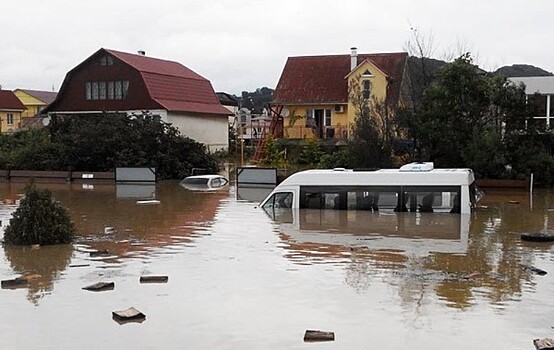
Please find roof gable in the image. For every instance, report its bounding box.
[272,52,408,105]
[0,90,26,110]
[346,59,389,79]
[15,89,57,104]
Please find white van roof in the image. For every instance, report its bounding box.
[278,163,475,187]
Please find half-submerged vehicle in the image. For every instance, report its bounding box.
[180,174,229,191]
[260,162,479,214]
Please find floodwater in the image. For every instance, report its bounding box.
[1,179,554,349]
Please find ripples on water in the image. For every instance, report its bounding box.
[1,182,554,349]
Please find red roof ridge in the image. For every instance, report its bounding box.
[288,51,408,59]
[104,48,207,81]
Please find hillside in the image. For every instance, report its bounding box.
[494,64,553,77]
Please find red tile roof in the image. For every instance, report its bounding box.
[272,52,408,105]
[18,89,58,104]
[0,90,26,110]
[106,49,230,116]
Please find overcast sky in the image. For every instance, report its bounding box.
[1,0,552,95]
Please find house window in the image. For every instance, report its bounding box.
[122,80,129,98]
[100,55,113,66]
[308,109,333,128]
[362,69,373,77]
[7,113,14,125]
[363,80,371,99]
[107,81,114,99]
[91,82,99,100]
[324,109,332,126]
[85,82,92,100]
[85,80,129,100]
[115,81,122,99]
[99,81,107,100]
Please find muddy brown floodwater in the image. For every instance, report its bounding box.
[1,180,554,349]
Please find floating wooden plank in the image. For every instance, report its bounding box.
[90,249,110,257]
[524,265,547,276]
[82,282,115,292]
[1,278,28,289]
[136,200,161,205]
[140,275,168,283]
[534,338,554,350]
[69,264,90,268]
[112,307,146,324]
[521,233,554,242]
[304,330,335,342]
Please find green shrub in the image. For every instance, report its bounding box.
[4,183,75,245]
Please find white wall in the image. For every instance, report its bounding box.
[167,112,229,151]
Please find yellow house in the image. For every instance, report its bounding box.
[0,90,26,133]
[14,89,57,118]
[271,48,409,140]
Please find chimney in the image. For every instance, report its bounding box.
[350,47,358,71]
[138,50,146,56]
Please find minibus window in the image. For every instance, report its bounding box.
[262,192,293,210]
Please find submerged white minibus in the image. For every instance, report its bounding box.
[260,162,478,214]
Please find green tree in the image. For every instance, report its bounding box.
[414,54,529,171]
[4,182,75,246]
[348,75,397,168]
[298,138,323,165]
[47,112,218,179]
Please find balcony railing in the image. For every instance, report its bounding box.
[284,125,350,139]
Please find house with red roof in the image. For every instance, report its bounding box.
[0,90,26,133]
[43,48,231,150]
[272,48,410,140]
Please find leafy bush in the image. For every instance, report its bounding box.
[299,139,323,165]
[3,182,75,246]
[317,149,352,169]
[262,136,288,168]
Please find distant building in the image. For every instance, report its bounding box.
[14,89,57,118]
[509,76,554,128]
[216,92,239,126]
[0,90,26,133]
[272,48,410,140]
[43,48,231,150]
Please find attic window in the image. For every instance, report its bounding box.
[363,80,371,99]
[100,55,114,66]
[362,69,373,77]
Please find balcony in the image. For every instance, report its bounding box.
[284,125,350,140]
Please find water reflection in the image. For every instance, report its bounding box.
[3,244,73,305]
[267,198,552,309]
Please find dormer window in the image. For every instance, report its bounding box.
[100,55,114,66]
[362,69,373,77]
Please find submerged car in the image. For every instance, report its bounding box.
[180,175,229,191]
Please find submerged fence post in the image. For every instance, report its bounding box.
[67,166,73,182]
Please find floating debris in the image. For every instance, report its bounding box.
[104,227,115,234]
[534,338,554,350]
[1,277,28,289]
[508,200,520,204]
[304,330,335,342]
[69,264,90,268]
[112,307,146,324]
[82,282,115,292]
[31,244,40,250]
[140,275,168,283]
[521,233,554,242]
[90,249,111,257]
[136,200,161,205]
[524,265,547,276]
